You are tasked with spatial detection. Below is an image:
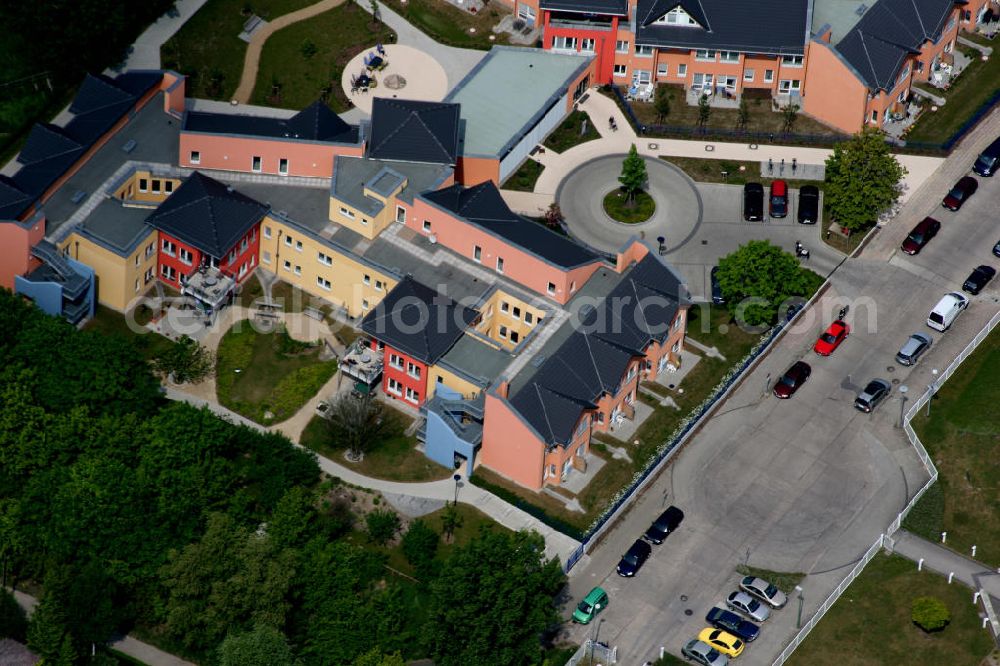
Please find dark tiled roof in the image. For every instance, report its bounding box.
[421,181,600,269]
[836,0,958,90]
[183,100,360,143]
[508,253,687,446]
[360,276,478,364]
[635,0,808,54]
[367,99,460,164]
[145,172,269,258]
[4,71,161,219]
[0,176,33,219]
[539,0,627,15]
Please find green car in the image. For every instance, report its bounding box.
[572,587,609,624]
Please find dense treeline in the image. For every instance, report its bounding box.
[0,293,565,664]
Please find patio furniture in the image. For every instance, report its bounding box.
[376,42,386,55]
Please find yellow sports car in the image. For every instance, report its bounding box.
[697,627,745,658]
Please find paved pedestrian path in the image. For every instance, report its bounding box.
[533,89,943,207]
[115,0,210,71]
[233,0,349,103]
[8,589,195,666]
[165,387,582,563]
[892,530,1000,600]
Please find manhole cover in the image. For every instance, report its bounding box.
[684,609,693,616]
[892,378,901,385]
[887,366,895,373]
[680,595,688,602]
[668,384,676,389]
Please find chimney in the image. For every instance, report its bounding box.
[496,378,510,399]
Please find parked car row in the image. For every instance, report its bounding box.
[680,576,787,664]
[741,181,820,224]
[615,505,685,577]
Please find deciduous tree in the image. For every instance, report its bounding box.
[698,94,711,127]
[401,519,439,576]
[219,624,296,666]
[365,509,401,546]
[154,335,214,384]
[824,127,907,232]
[715,240,814,326]
[325,393,395,460]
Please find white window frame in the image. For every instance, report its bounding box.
[496,257,504,274]
[318,252,332,266]
[339,207,356,220]
[677,63,687,78]
[278,158,288,175]
[190,151,201,164]
[581,38,596,53]
[781,55,804,67]
[613,64,628,78]
[422,220,432,232]
[262,250,271,264]
[317,276,331,291]
[405,387,419,404]
[252,155,262,172]
[264,226,272,239]
[764,69,775,83]
[719,51,740,63]
[635,45,654,58]
[294,265,301,276]
[552,36,577,51]
[387,377,402,396]
[179,248,194,266]
[695,49,716,62]
[615,40,630,54]
[407,362,421,379]
[656,63,669,78]
[473,245,482,262]
[744,69,755,82]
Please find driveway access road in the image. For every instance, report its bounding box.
[562,144,1000,664]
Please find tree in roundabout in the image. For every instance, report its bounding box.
[715,240,822,327]
[604,144,655,223]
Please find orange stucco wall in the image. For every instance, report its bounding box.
[481,392,548,490]
[161,72,186,116]
[411,197,603,303]
[802,40,869,134]
[178,132,363,178]
[455,155,500,187]
[0,216,45,289]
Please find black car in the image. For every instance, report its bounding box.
[994,239,1000,258]
[962,265,996,295]
[616,539,652,577]
[743,183,764,221]
[711,266,725,304]
[705,607,761,643]
[643,505,684,544]
[855,379,891,413]
[797,185,820,224]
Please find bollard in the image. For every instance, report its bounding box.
[948,572,955,584]
[660,647,665,659]
[941,531,947,543]
[974,591,981,604]
[984,617,990,629]
[972,545,977,558]
[918,558,924,571]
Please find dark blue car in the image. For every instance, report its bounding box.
[706,606,760,642]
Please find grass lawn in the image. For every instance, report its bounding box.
[906,34,1000,144]
[787,553,995,666]
[902,326,1000,567]
[251,3,393,111]
[84,305,175,362]
[544,110,601,152]
[383,0,511,49]
[501,158,545,192]
[685,304,764,360]
[606,87,845,139]
[735,564,804,594]
[660,156,825,191]
[603,189,655,223]
[216,323,337,424]
[300,411,452,482]
[161,0,320,101]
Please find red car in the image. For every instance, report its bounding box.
[773,361,811,398]
[941,176,978,211]
[813,321,850,356]
[900,217,940,256]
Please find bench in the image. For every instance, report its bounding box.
[243,15,262,33]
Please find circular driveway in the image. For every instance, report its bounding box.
[341,44,448,114]
[557,155,702,255]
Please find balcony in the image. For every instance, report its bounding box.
[686,86,741,109]
[928,49,972,89]
[548,11,615,31]
[340,338,384,386]
[181,265,237,312]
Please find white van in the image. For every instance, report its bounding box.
[927,292,969,332]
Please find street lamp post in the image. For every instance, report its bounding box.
[926,369,939,417]
[590,618,605,664]
[898,385,909,429]
[795,586,804,629]
[453,473,462,505]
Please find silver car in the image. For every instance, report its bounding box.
[739,576,788,609]
[726,591,771,622]
[855,379,891,413]
[895,333,932,366]
[681,639,729,666]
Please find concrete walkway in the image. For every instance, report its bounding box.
[532,89,944,205]
[892,530,1000,601]
[8,588,194,666]
[233,0,349,103]
[165,386,582,563]
[115,0,210,71]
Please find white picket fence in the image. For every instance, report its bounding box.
[771,306,1000,665]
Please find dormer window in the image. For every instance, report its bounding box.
[654,6,699,26]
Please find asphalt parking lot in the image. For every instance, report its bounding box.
[562,146,1000,664]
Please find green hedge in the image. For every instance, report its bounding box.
[469,475,584,542]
